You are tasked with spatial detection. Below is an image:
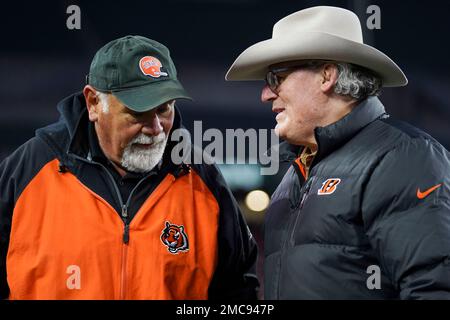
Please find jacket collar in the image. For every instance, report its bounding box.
[35,92,87,167]
[279,97,388,163]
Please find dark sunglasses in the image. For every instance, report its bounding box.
[265,61,328,94]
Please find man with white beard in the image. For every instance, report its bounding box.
[121,130,167,173]
[0,35,259,300]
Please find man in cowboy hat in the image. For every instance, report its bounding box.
[226,6,450,299]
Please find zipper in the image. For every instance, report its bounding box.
[69,153,157,242]
[119,171,159,243]
[117,172,176,299]
[298,179,313,210]
[281,174,314,249]
[123,223,130,244]
[277,169,314,299]
[69,172,130,299]
[120,243,128,299]
[122,206,129,244]
[68,154,154,299]
[121,204,128,219]
[289,177,314,244]
[68,153,175,299]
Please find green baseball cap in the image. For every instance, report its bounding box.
[87,35,192,112]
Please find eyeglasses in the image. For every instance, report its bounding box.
[265,61,329,94]
[265,67,296,94]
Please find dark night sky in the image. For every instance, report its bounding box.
[1,0,449,158]
[2,0,449,71]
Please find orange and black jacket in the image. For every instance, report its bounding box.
[0,92,259,299]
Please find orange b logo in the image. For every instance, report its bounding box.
[139,56,168,78]
[318,178,341,195]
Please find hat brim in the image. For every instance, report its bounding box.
[112,79,192,112]
[225,32,408,87]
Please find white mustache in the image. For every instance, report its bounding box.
[122,131,168,173]
[130,132,166,145]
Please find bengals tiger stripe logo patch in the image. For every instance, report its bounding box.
[318,178,341,195]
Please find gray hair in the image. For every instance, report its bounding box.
[96,91,110,113]
[333,62,382,100]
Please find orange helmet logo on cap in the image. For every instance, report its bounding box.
[139,56,168,78]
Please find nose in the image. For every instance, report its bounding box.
[141,113,163,136]
[261,84,278,102]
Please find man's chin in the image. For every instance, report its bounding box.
[123,159,161,173]
[276,131,301,146]
[121,136,168,173]
[121,150,164,173]
[274,126,287,140]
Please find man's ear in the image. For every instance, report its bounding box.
[320,64,339,94]
[83,85,100,122]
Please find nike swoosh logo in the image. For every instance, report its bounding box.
[417,184,442,199]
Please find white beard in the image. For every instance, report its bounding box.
[121,132,168,173]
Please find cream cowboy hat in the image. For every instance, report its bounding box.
[225,6,408,87]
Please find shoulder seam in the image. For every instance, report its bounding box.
[12,138,58,204]
[380,118,434,144]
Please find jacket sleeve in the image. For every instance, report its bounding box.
[362,138,450,299]
[0,137,55,299]
[194,162,259,300]
[0,153,15,299]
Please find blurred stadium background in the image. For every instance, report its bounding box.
[1,0,450,299]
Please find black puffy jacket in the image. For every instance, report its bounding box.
[264,97,450,299]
